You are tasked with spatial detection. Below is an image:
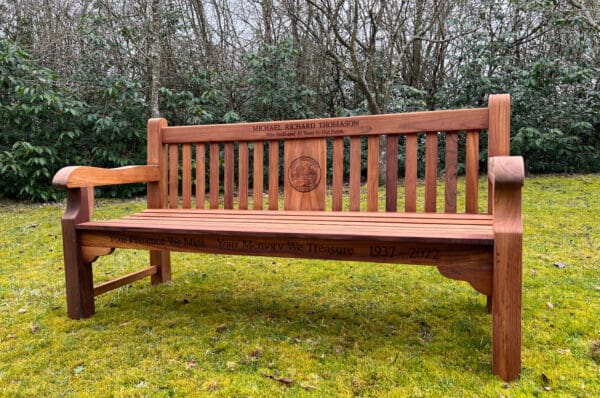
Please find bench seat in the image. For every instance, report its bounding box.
[76,210,494,269]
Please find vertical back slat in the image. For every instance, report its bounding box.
[268,141,279,210]
[386,134,398,212]
[224,142,234,209]
[367,135,379,212]
[181,144,192,208]
[444,132,458,213]
[332,137,344,211]
[209,143,220,209]
[349,136,361,211]
[195,144,205,209]
[466,130,480,213]
[253,142,264,210]
[405,133,418,212]
[238,142,249,210]
[168,144,178,208]
[425,132,438,212]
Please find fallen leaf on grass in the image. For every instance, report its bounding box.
[215,324,227,333]
[186,360,197,369]
[261,372,293,385]
[30,323,39,334]
[554,262,567,269]
[557,348,571,355]
[541,372,551,391]
[546,302,554,309]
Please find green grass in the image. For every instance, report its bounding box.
[1,175,599,397]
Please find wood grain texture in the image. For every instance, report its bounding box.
[367,135,379,212]
[162,108,489,143]
[444,132,458,213]
[425,132,438,212]
[283,139,327,210]
[61,187,95,319]
[350,136,361,211]
[209,143,220,209]
[489,156,524,382]
[147,118,167,209]
[332,137,344,211]
[405,133,418,212]
[466,130,480,213]
[488,94,511,214]
[182,144,192,208]
[268,141,279,210]
[195,144,205,208]
[168,145,179,208]
[253,142,264,210]
[224,142,234,209]
[238,142,249,210]
[386,135,398,212]
[94,266,158,296]
[53,165,159,189]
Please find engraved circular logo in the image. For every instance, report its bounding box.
[288,156,321,192]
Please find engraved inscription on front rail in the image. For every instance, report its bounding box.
[101,233,448,264]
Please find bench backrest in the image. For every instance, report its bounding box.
[146,94,510,214]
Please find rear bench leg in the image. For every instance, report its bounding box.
[150,250,171,284]
[492,232,522,381]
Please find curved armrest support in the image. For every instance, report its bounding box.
[489,156,524,233]
[53,165,159,189]
[489,156,524,187]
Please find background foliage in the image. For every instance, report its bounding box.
[0,0,598,200]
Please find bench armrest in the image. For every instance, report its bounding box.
[489,156,524,232]
[53,165,159,189]
[489,156,524,188]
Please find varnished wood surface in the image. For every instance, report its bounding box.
[425,133,438,212]
[466,130,480,213]
[405,134,417,212]
[53,165,159,188]
[444,132,458,213]
[78,209,494,245]
[162,108,489,143]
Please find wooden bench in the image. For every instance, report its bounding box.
[53,94,524,381]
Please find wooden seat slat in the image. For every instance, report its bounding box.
[117,217,493,234]
[78,221,493,245]
[130,209,493,225]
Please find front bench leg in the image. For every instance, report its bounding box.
[490,156,524,381]
[61,187,95,319]
[150,250,171,284]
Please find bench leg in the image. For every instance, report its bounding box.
[492,232,522,381]
[150,250,171,284]
[486,295,492,313]
[62,222,95,319]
